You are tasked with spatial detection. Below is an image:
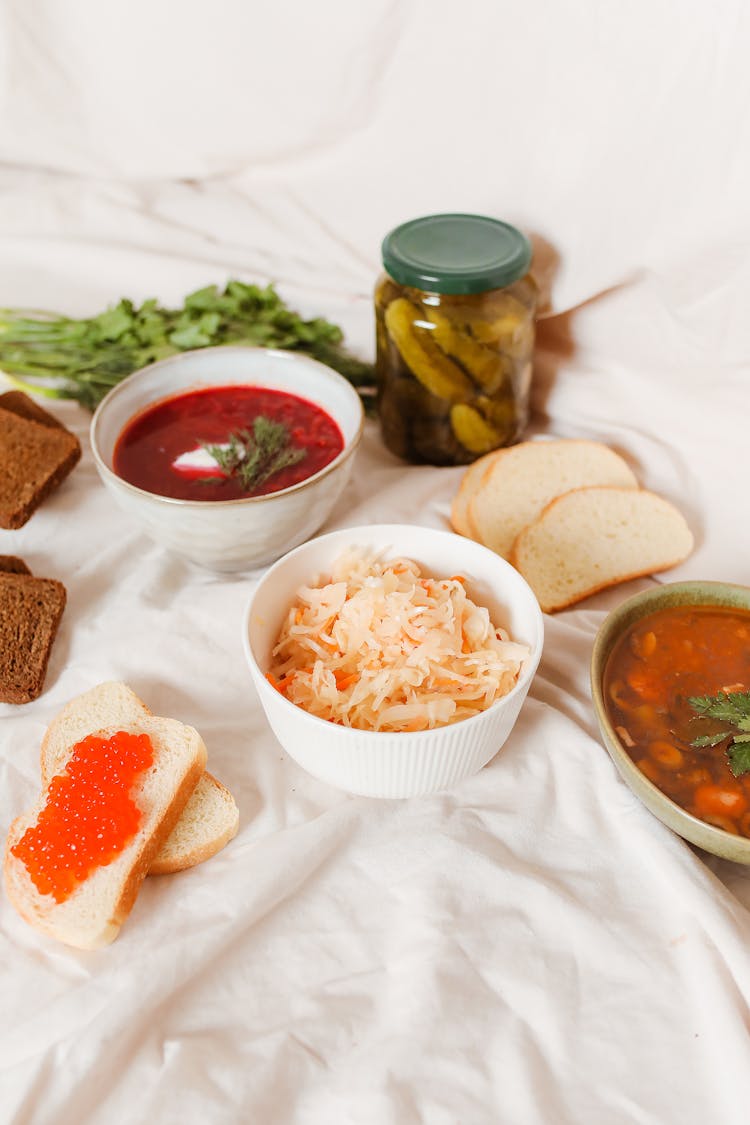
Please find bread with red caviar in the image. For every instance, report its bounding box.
[4,717,207,949]
[39,682,239,875]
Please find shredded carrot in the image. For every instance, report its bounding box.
[335,672,358,691]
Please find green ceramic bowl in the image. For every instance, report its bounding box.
[591,580,750,864]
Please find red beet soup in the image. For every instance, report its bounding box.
[113,384,345,501]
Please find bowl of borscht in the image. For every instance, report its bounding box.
[90,346,364,571]
[591,580,750,864]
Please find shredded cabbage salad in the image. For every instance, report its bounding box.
[267,550,529,732]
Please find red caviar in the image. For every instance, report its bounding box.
[11,731,154,903]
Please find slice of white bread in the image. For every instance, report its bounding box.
[467,440,639,558]
[4,718,207,949]
[511,486,694,613]
[150,774,237,875]
[39,682,238,875]
[450,450,501,537]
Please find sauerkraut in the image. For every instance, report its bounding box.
[267,549,529,732]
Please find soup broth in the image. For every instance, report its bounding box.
[113,384,344,501]
[604,604,750,837]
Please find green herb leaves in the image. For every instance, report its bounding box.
[689,692,750,728]
[727,741,750,778]
[0,281,374,410]
[689,691,750,777]
[203,417,306,495]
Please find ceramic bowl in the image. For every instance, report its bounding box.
[243,524,544,798]
[90,346,364,572]
[591,580,750,864]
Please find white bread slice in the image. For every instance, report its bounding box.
[511,486,694,613]
[39,682,238,875]
[4,718,207,949]
[468,440,638,558]
[450,450,502,537]
[150,774,238,875]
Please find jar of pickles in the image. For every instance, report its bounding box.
[375,213,537,465]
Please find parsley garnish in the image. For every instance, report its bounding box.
[689,691,750,777]
[203,416,306,495]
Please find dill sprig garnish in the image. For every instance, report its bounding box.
[202,416,306,494]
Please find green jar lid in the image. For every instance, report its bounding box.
[381,213,532,295]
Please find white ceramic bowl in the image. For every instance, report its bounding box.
[243,524,544,798]
[90,346,364,572]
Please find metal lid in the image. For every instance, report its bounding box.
[381,213,532,295]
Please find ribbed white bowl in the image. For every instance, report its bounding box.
[243,524,544,798]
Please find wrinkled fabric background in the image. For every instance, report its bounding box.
[1,2,750,1122]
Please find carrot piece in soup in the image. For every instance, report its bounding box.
[625,667,664,703]
[693,784,748,821]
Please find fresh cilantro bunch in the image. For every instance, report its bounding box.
[0,280,374,411]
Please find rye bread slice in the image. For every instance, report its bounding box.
[0,555,31,575]
[0,398,81,529]
[0,574,67,703]
[0,391,68,430]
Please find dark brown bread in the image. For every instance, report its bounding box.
[0,574,66,704]
[0,391,67,431]
[0,555,31,575]
[0,405,81,529]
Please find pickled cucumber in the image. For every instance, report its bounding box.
[453,291,534,357]
[471,316,532,359]
[423,308,508,392]
[450,403,503,454]
[384,298,473,402]
[476,395,517,440]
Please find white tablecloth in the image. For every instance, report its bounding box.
[2,3,750,1122]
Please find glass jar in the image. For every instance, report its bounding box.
[375,213,537,466]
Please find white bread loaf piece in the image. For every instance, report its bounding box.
[449,450,502,537]
[40,682,238,875]
[150,774,238,875]
[511,486,694,613]
[468,440,638,558]
[4,717,207,949]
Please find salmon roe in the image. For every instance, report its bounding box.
[11,731,154,903]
